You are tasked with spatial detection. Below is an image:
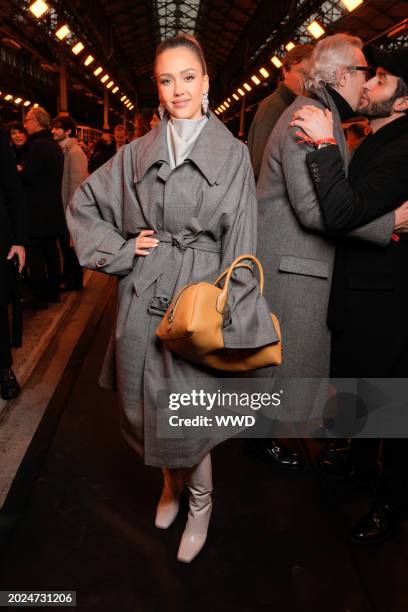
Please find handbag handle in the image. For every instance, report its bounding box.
[216,254,264,314]
[214,263,253,287]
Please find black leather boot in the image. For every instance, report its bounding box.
[0,368,21,400]
[245,439,305,472]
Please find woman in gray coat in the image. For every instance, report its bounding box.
[67,34,276,563]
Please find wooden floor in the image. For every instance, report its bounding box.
[1,298,407,612]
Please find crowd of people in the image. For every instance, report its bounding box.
[0,105,162,402]
[1,30,407,563]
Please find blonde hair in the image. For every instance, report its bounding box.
[30,106,51,129]
[307,33,363,89]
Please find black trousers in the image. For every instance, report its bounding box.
[0,305,12,369]
[27,236,61,300]
[331,328,408,504]
[59,230,83,286]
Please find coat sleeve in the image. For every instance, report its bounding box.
[306,144,406,231]
[281,124,393,247]
[0,131,27,245]
[66,145,136,276]
[220,144,280,349]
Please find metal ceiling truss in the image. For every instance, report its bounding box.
[153,0,201,40]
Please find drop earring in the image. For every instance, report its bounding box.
[202,92,209,115]
[158,103,166,120]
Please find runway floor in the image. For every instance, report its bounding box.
[0,297,408,612]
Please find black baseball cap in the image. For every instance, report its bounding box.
[364,44,408,86]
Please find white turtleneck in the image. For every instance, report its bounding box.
[167,115,208,169]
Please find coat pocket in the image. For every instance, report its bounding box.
[278,255,329,279]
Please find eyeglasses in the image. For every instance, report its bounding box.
[347,65,376,81]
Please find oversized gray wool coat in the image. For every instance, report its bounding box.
[257,88,394,423]
[67,113,278,468]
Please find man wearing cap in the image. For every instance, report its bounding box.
[52,116,88,291]
[290,44,408,543]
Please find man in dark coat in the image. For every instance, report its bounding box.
[248,44,313,180]
[22,107,65,305]
[293,45,408,542]
[0,130,26,399]
[88,124,128,173]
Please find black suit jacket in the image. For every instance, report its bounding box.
[21,129,65,238]
[0,130,27,306]
[306,115,408,375]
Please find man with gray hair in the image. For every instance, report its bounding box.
[256,34,408,431]
[22,106,65,306]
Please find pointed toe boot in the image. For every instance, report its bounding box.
[177,453,213,563]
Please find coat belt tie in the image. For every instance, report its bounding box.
[129,230,221,313]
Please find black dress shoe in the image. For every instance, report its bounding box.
[318,439,354,479]
[0,368,21,400]
[318,439,380,488]
[245,439,305,472]
[351,501,408,544]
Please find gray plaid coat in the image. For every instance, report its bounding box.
[67,113,278,467]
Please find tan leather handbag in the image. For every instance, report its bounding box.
[156,254,282,371]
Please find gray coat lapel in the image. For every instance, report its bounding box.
[134,113,235,187]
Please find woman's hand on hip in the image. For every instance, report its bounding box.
[135,230,159,256]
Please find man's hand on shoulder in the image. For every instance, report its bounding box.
[394,201,408,233]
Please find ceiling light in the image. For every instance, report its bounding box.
[84,55,94,66]
[227,98,231,103]
[94,66,103,76]
[14,97,22,104]
[72,42,84,55]
[29,0,48,19]
[33,103,39,108]
[24,100,31,106]
[271,56,282,68]
[243,82,252,92]
[101,74,109,83]
[5,94,13,101]
[232,93,239,101]
[251,75,261,85]
[120,95,126,102]
[56,25,70,40]
[112,86,119,94]
[215,110,219,115]
[286,42,295,51]
[224,101,230,108]
[259,67,269,78]
[341,0,363,10]
[106,81,114,89]
[308,21,325,39]
[237,88,245,96]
